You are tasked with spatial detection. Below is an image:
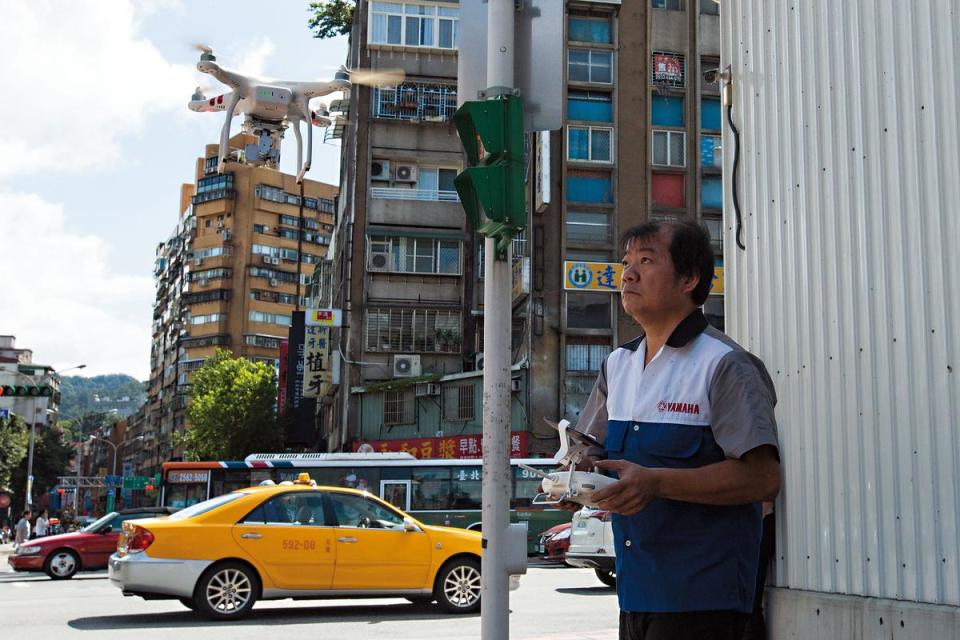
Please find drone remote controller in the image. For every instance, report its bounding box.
[522,419,617,508]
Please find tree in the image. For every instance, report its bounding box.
[307,0,355,39]
[10,424,74,511]
[175,349,285,461]
[0,416,29,492]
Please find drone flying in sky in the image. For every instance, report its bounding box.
[187,45,403,182]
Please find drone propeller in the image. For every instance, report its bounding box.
[335,65,405,88]
[192,43,213,54]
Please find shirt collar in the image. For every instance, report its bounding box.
[665,308,710,348]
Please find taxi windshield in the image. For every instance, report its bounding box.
[168,492,244,521]
[82,512,117,533]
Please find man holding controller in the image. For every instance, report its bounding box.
[564,220,781,640]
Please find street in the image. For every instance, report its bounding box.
[0,559,619,639]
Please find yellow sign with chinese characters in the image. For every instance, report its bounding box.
[563,261,623,292]
[564,261,725,295]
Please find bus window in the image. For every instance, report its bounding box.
[512,465,547,508]
[411,468,452,510]
[165,482,207,509]
[451,467,482,509]
[212,470,258,496]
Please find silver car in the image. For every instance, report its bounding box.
[563,508,616,587]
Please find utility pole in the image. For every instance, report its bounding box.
[480,1,514,638]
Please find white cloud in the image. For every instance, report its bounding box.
[0,192,153,379]
[232,36,275,79]
[0,0,195,178]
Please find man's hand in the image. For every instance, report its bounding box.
[591,459,662,516]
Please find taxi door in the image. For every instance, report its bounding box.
[232,491,337,590]
[327,491,432,590]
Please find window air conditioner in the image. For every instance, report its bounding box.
[269,278,279,287]
[415,382,440,397]
[370,248,390,271]
[193,257,204,266]
[371,160,391,181]
[262,255,273,265]
[198,278,209,287]
[394,164,417,182]
[393,354,422,378]
[474,353,484,371]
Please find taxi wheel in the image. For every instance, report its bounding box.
[44,549,79,580]
[434,557,481,614]
[194,561,259,620]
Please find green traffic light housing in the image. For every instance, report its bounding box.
[453,94,527,260]
[0,384,53,397]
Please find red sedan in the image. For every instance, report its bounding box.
[8,507,175,579]
[537,522,572,563]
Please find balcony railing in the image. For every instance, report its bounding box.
[370,188,460,202]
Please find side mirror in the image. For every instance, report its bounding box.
[403,518,421,533]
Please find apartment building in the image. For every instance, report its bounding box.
[140,133,338,467]
[327,0,723,456]
[0,335,60,429]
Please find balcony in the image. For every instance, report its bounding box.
[370,188,459,202]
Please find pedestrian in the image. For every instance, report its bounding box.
[573,220,781,640]
[15,509,32,547]
[34,509,49,538]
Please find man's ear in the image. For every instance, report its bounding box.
[681,273,700,294]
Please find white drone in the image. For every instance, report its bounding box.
[521,419,616,508]
[188,45,403,182]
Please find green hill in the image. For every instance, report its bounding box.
[59,374,147,418]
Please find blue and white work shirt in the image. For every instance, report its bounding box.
[578,309,779,614]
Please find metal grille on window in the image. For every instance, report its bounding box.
[444,384,475,421]
[384,389,414,425]
[373,82,458,121]
[367,308,461,353]
[566,340,611,372]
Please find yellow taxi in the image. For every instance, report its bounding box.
[108,473,482,620]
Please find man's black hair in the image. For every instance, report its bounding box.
[620,219,715,306]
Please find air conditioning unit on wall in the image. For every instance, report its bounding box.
[474,353,484,371]
[394,164,417,182]
[394,354,422,378]
[415,382,440,397]
[371,160,391,181]
[370,249,389,270]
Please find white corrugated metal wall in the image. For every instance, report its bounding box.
[721,0,960,605]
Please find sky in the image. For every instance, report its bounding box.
[0,0,349,380]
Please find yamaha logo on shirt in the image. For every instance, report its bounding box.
[657,400,701,415]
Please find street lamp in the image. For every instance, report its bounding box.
[22,364,86,507]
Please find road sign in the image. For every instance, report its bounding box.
[122,476,153,490]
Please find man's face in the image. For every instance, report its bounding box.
[620,229,695,324]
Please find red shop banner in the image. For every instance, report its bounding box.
[353,432,529,460]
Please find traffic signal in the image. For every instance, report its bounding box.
[453,94,526,259]
[0,385,54,397]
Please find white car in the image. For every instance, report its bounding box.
[563,508,616,587]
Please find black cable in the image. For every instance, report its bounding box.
[726,103,746,250]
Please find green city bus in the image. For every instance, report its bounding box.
[160,453,566,553]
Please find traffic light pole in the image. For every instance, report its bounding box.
[481,1,515,638]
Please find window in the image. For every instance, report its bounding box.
[703,217,723,252]
[701,97,722,131]
[443,384,475,421]
[567,210,612,244]
[568,16,612,44]
[190,268,231,282]
[652,52,686,88]
[242,493,327,526]
[203,156,219,174]
[373,82,458,121]
[702,176,723,210]
[652,0,685,9]
[701,57,721,93]
[567,292,612,329]
[567,171,613,204]
[367,236,462,275]
[249,311,293,326]
[568,48,613,84]
[652,130,686,167]
[256,184,286,203]
[383,389,415,425]
[366,308,462,353]
[700,0,720,15]
[191,246,230,259]
[253,223,269,234]
[566,338,610,372]
[417,167,459,193]
[329,492,406,529]
[652,173,685,209]
[652,95,684,127]
[451,467,482,509]
[369,2,458,49]
[193,173,235,204]
[411,468,452,509]
[476,232,527,279]
[701,135,722,168]
[568,126,613,163]
[567,90,613,122]
[244,334,283,349]
[190,313,224,326]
